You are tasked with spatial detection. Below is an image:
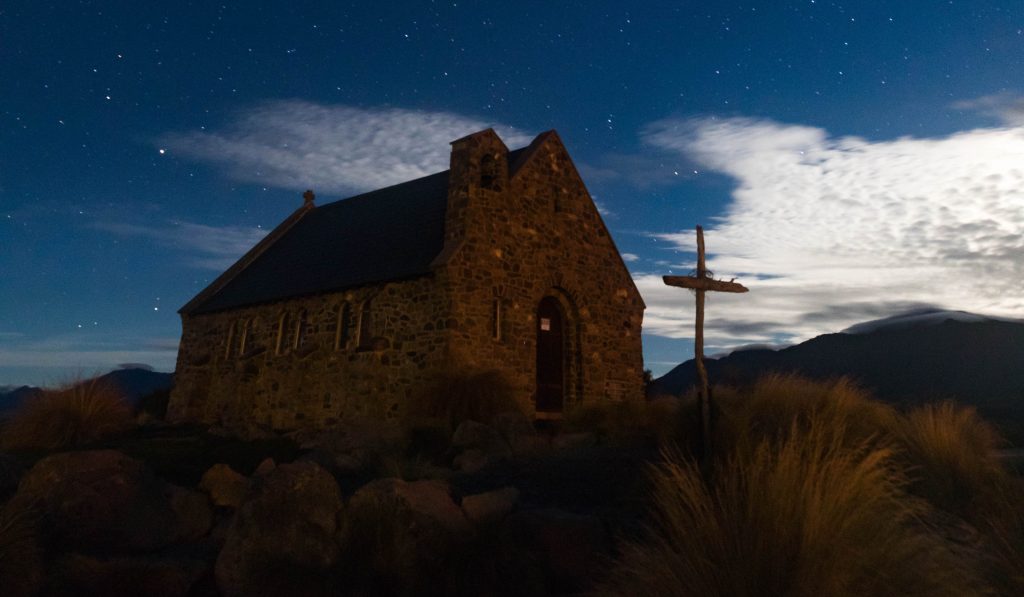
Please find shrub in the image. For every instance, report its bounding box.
[596,421,984,597]
[893,401,1008,523]
[409,369,523,429]
[563,396,697,449]
[0,377,134,451]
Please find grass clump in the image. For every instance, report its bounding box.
[893,401,1007,521]
[597,421,982,597]
[564,396,694,447]
[0,377,133,451]
[409,369,524,428]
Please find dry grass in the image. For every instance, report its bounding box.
[714,374,900,455]
[563,395,696,448]
[596,420,985,597]
[0,376,134,451]
[892,401,1008,521]
[408,369,524,429]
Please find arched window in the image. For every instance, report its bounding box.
[293,309,307,350]
[238,319,250,355]
[275,312,289,355]
[358,300,373,349]
[492,299,502,341]
[224,321,236,359]
[334,302,352,350]
[480,153,500,190]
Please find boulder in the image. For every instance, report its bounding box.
[461,486,520,525]
[339,478,473,594]
[13,450,182,553]
[47,553,207,597]
[0,499,43,597]
[253,457,276,476]
[166,485,213,542]
[215,462,343,597]
[199,464,249,509]
[508,509,612,594]
[453,448,489,473]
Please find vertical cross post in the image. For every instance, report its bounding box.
[664,226,748,467]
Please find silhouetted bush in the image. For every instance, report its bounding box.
[563,396,696,448]
[0,377,133,451]
[409,369,524,428]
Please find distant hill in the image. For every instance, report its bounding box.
[0,368,174,419]
[650,310,1024,438]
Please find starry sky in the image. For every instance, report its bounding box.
[3,1,1024,386]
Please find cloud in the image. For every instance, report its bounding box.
[95,221,267,270]
[0,332,178,386]
[621,253,640,262]
[952,92,1024,126]
[637,116,1024,351]
[161,100,532,194]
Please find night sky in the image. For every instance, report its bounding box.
[3,1,1024,386]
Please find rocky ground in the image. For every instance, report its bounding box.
[0,414,659,597]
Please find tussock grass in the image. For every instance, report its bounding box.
[597,421,983,597]
[715,373,900,454]
[894,401,1007,521]
[0,376,133,451]
[564,395,695,448]
[409,369,524,428]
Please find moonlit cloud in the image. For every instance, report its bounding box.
[952,92,1024,126]
[95,221,267,270]
[161,100,532,194]
[636,116,1024,353]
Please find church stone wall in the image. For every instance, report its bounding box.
[440,130,646,415]
[168,274,453,430]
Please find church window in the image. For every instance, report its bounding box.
[492,299,502,341]
[238,319,250,355]
[293,310,307,350]
[224,321,236,359]
[335,302,352,350]
[480,153,500,190]
[275,312,289,355]
[358,300,373,349]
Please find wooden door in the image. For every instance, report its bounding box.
[536,296,564,413]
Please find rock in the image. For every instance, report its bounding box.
[48,553,207,597]
[452,420,512,460]
[13,450,181,553]
[253,457,276,476]
[0,499,43,597]
[461,487,520,525]
[215,462,343,597]
[552,432,597,451]
[0,452,24,502]
[453,448,489,473]
[340,478,473,593]
[492,412,536,443]
[166,485,213,542]
[508,509,612,594]
[349,478,471,536]
[199,464,249,509]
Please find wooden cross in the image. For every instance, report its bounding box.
[663,225,748,464]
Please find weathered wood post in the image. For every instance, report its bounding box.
[663,225,748,466]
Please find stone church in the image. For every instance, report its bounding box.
[167,129,645,430]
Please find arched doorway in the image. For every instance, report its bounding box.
[535,296,565,414]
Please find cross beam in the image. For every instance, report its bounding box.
[663,225,748,467]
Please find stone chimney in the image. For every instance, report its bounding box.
[443,129,509,246]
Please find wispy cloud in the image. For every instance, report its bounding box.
[94,221,267,270]
[161,100,531,194]
[621,252,640,262]
[637,116,1024,352]
[952,92,1024,126]
[0,333,178,386]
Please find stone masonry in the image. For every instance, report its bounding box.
[168,129,645,431]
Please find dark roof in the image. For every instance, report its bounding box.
[191,170,451,314]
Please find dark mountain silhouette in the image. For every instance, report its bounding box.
[0,367,174,418]
[650,311,1024,434]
